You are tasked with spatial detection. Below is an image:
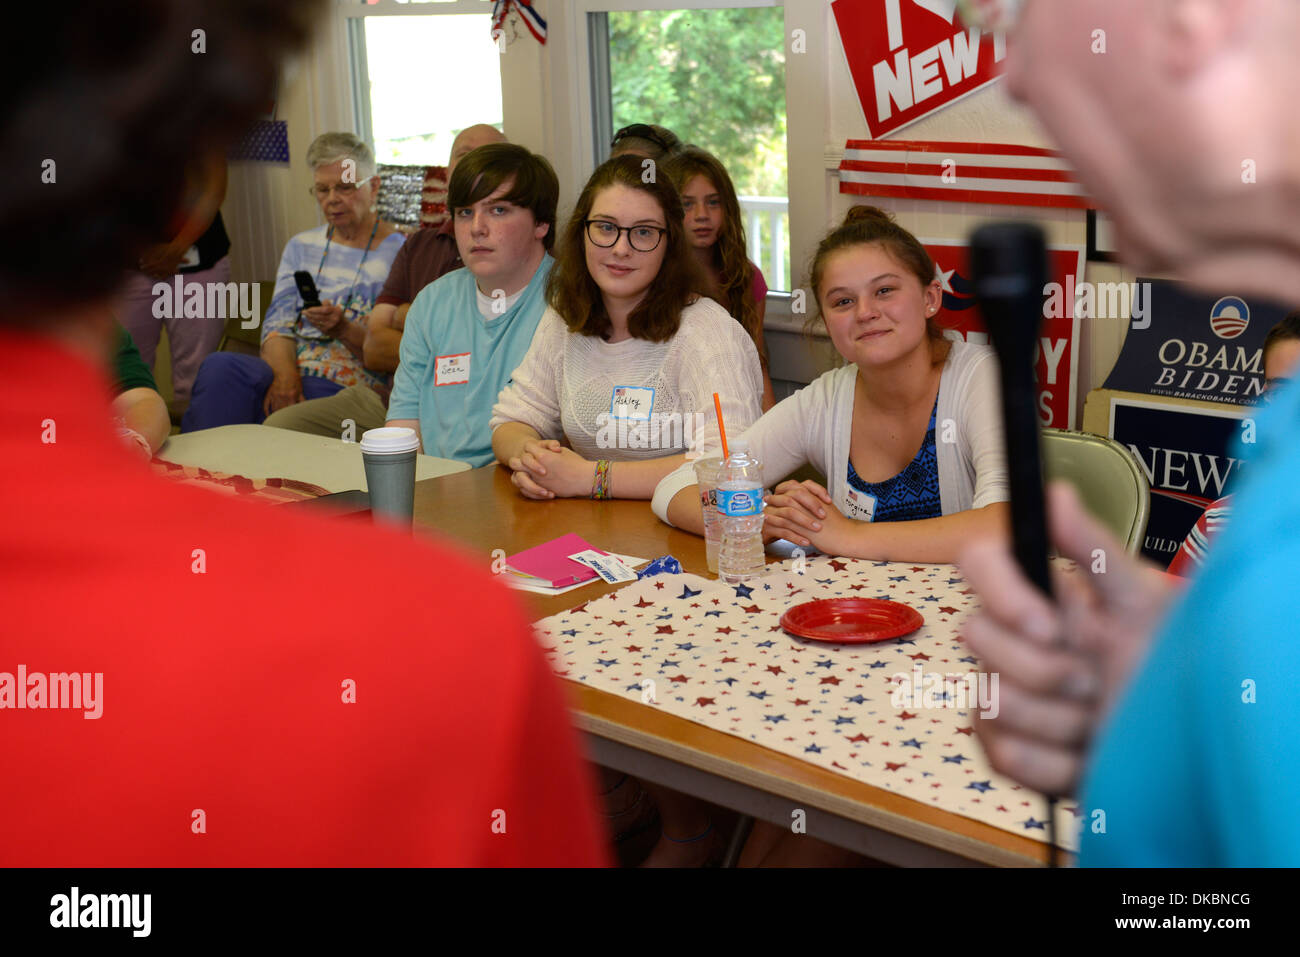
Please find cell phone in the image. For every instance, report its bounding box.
[293,270,322,309]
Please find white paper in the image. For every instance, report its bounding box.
[568,549,638,584]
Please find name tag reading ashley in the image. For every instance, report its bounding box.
[610,386,653,420]
[435,352,471,386]
[845,487,877,522]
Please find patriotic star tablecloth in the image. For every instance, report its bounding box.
[534,554,1082,851]
[150,460,329,504]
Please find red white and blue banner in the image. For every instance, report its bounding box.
[492,0,547,45]
[839,140,1089,209]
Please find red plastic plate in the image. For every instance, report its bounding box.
[780,598,923,644]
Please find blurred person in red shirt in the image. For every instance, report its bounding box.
[0,0,606,868]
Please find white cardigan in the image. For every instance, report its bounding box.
[490,297,764,462]
[652,340,1009,525]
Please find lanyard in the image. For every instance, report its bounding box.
[297,217,380,337]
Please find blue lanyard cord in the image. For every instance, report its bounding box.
[298,217,380,337]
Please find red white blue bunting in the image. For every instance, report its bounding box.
[492,0,547,45]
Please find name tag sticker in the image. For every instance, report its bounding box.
[435,353,471,386]
[609,386,654,420]
[845,487,877,522]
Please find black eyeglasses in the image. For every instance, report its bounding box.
[611,123,672,154]
[585,219,666,252]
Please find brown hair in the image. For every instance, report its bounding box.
[448,143,559,251]
[546,154,705,342]
[2,0,317,323]
[665,146,761,347]
[1264,310,1300,358]
[805,205,945,345]
[610,123,682,161]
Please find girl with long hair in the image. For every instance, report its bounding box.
[667,146,777,410]
[490,154,763,503]
[490,154,766,866]
[657,204,1009,564]
[656,203,1010,865]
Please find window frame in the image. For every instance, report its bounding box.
[332,0,502,157]
[584,0,780,165]
[589,1,789,293]
[326,0,793,297]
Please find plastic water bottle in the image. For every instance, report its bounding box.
[716,437,766,583]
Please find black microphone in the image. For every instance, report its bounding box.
[970,221,1060,867]
[970,222,1052,600]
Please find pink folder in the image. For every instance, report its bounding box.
[506,533,609,588]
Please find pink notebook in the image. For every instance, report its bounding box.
[506,533,610,588]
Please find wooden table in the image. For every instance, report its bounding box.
[414,465,1053,867]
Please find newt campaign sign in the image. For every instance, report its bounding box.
[1102,278,1283,407]
[926,240,1085,429]
[1105,397,1249,568]
[832,0,1007,139]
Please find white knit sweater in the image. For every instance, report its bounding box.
[490,297,764,461]
[652,340,1009,524]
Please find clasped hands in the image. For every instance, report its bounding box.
[507,438,596,499]
[762,479,855,553]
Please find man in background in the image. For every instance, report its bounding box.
[608,122,681,161]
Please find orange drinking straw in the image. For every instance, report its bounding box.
[713,392,729,460]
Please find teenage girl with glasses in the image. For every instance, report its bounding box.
[491,156,765,864]
[490,153,763,505]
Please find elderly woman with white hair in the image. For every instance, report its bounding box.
[182,132,404,431]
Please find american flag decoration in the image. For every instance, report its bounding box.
[375,164,455,231]
[492,0,547,45]
[838,139,1090,210]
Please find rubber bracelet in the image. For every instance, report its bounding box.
[592,459,612,499]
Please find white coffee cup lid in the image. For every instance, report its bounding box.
[359,427,419,454]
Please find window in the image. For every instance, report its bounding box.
[595,5,789,290]
[345,2,503,165]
